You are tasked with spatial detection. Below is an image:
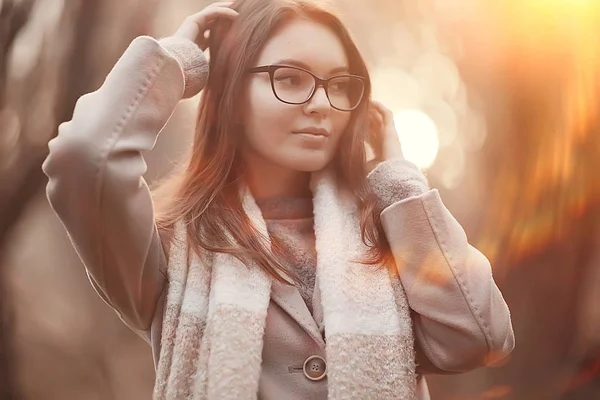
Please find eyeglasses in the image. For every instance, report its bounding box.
[247,65,366,112]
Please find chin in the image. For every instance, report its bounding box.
[283,153,334,173]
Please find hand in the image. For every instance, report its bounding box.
[368,101,404,161]
[174,2,239,51]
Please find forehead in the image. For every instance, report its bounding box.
[254,17,349,75]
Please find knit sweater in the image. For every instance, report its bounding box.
[257,197,318,314]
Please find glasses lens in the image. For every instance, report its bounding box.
[327,76,364,110]
[272,67,315,104]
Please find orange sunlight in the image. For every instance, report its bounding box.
[476,0,600,263]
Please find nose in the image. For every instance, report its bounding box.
[304,86,331,115]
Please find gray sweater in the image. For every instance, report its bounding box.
[257,197,318,314]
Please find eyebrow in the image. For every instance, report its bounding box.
[271,58,350,75]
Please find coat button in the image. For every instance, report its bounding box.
[303,355,327,381]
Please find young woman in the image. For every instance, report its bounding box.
[42,0,514,398]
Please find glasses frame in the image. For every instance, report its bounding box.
[247,64,366,112]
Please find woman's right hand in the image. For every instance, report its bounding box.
[174,2,239,51]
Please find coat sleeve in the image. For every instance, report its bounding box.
[42,35,208,331]
[368,159,515,373]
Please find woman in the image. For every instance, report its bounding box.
[42,0,514,398]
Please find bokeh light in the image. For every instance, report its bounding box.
[393,109,440,169]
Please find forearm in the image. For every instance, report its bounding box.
[43,35,207,329]
[370,162,514,372]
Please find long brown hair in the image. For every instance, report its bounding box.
[153,0,390,283]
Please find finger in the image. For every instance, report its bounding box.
[370,100,382,110]
[207,1,235,7]
[370,115,382,132]
[203,7,239,21]
[200,10,239,30]
[369,101,385,120]
[189,1,235,15]
[370,100,385,114]
[367,109,379,130]
[197,9,239,37]
[174,23,201,41]
[368,112,384,148]
[370,106,383,126]
[372,101,394,125]
[188,11,239,36]
[177,7,239,45]
[187,6,238,25]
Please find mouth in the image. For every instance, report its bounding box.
[292,127,330,137]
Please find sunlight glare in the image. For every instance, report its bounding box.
[393,110,440,170]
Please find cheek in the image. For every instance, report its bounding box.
[243,82,293,141]
[332,113,353,143]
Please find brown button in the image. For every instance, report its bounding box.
[303,355,327,381]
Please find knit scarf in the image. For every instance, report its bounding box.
[153,170,417,399]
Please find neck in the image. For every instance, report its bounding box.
[242,152,311,200]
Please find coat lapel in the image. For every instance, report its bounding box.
[270,279,326,347]
[241,187,325,347]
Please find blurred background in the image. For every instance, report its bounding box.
[1,0,599,398]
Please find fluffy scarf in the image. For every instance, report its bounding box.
[153,170,417,399]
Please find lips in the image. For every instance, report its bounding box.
[292,127,330,137]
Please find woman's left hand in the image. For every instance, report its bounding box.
[368,101,404,161]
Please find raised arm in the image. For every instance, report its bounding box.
[368,159,515,373]
[42,35,208,330]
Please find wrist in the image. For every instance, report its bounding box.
[158,36,209,98]
[367,159,429,209]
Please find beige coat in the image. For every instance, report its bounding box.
[43,35,515,399]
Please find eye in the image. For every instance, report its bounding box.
[329,77,351,93]
[275,74,301,86]
[273,68,312,88]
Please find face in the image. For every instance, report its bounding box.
[241,17,354,173]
